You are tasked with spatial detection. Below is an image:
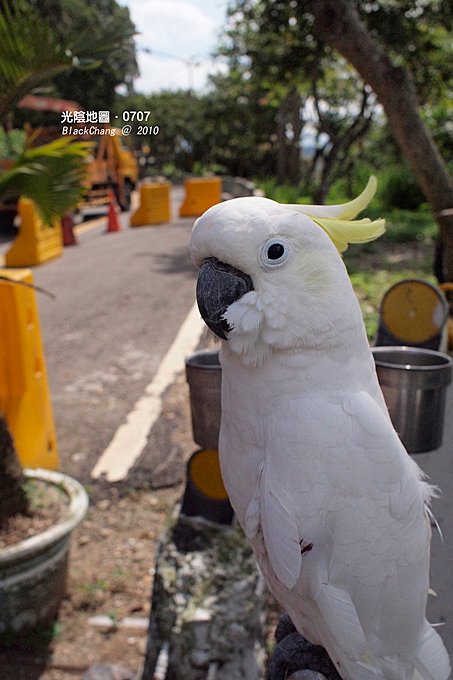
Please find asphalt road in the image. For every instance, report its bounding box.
[1,188,205,486]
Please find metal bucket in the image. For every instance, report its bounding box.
[185,349,221,449]
[372,346,453,453]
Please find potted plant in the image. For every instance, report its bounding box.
[0,419,89,634]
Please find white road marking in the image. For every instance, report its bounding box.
[91,301,205,482]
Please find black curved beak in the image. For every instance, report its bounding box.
[196,257,254,340]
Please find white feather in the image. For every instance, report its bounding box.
[260,480,301,589]
[414,624,452,680]
[191,191,451,680]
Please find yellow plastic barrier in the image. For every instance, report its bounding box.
[0,269,59,469]
[377,279,448,349]
[179,177,222,217]
[5,198,63,267]
[439,283,453,350]
[130,183,171,226]
[181,449,234,525]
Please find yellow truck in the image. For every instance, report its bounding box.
[16,96,139,211]
[81,129,138,211]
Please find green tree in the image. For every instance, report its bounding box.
[25,0,138,111]
[116,81,277,179]
[220,0,452,274]
[115,91,206,173]
[219,0,378,196]
[201,70,277,177]
[309,0,453,278]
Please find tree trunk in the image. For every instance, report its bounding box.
[287,90,303,185]
[311,0,453,278]
[0,415,28,527]
[275,103,287,184]
[314,110,372,204]
[275,89,302,185]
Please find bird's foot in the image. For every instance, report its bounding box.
[267,613,342,680]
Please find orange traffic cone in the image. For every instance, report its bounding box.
[106,191,121,233]
[62,213,78,246]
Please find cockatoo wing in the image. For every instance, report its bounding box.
[242,390,450,679]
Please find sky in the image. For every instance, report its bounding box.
[119,0,230,94]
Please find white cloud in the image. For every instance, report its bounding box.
[120,0,229,93]
[134,54,228,94]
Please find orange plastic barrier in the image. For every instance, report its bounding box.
[0,269,59,469]
[179,177,221,217]
[5,198,63,267]
[130,183,171,226]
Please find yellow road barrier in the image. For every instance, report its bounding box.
[0,269,59,469]
[179,177,221,217]
[377,279,448,350]
[130,183,171,226]
[5,198,63,267]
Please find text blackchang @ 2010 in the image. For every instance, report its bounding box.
[61,125,159,136]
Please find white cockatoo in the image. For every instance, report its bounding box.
[189,177,451,680]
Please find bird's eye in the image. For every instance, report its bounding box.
[267,242,285,260]
[260,238,290,268]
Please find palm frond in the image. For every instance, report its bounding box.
[0,138,91,223]
[0,3,73,118]
[0,0,135,121]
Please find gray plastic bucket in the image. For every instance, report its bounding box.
[372,346,453,453]
[185,349,221,449]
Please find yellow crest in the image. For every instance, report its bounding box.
[287,176,385,252]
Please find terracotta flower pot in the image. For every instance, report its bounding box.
[0,468,88,634]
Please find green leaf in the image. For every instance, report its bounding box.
[0,0,136,121]
[0,138,90,223]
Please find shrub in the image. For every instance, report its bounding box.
[379,165,425,210]
[382,208,437,242]
[256,178,310,204]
